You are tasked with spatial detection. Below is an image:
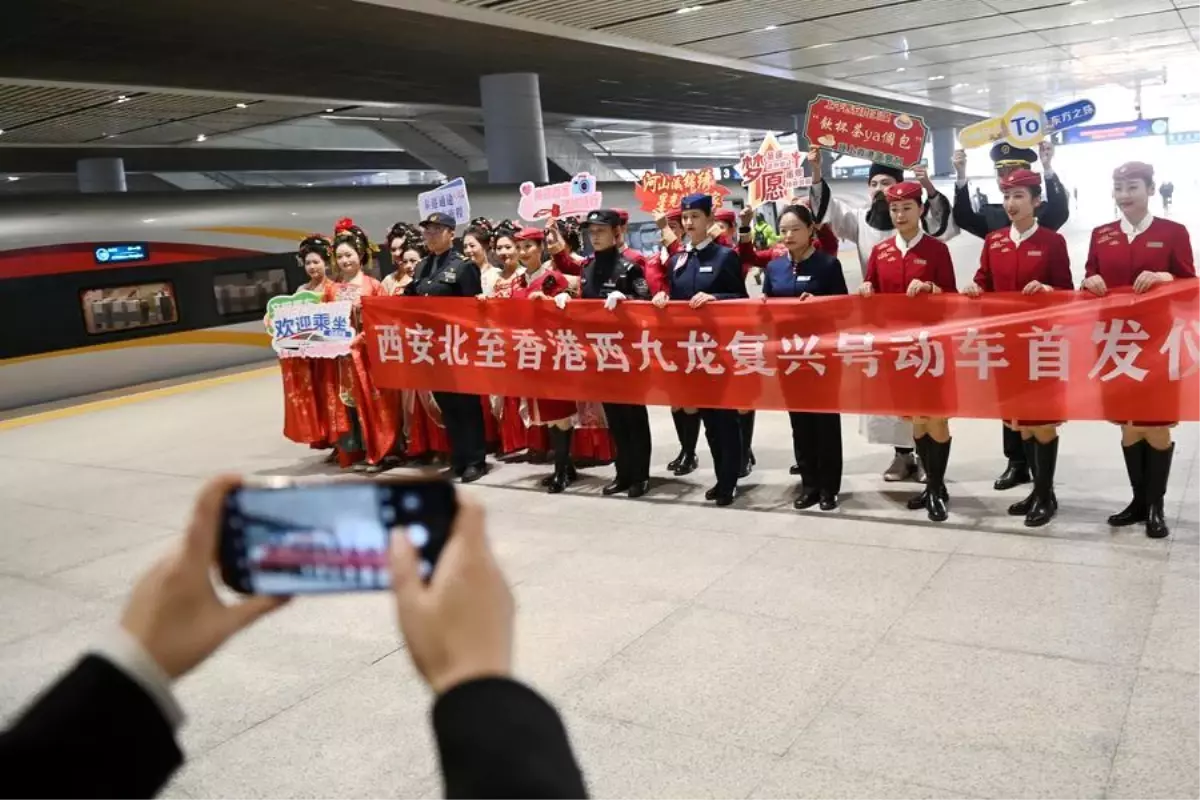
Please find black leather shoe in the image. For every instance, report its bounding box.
[789,464,803,476]
[906,489,929,511]
[1146,502,1170,538]
[547,470,570,494]
[819,492,839,511]
[1008,490,1036,516]
[739,459,753,479]
[603,480,632,496]
[704,485,721,501]
[993,461,1031,491]
[926,491,949,522]
[460,464,485,484]
[1024,492,1057,528]
[628,481,650,499]
[667,451,688,472]
[673,454,699,476]
[1108,499,1147,527]
[793,491,821,510]
[714,490,737,507]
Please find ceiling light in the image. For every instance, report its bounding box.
[116,95,129,103]
[1070,0,1087,5]
[953,82,970,88]
[196,134,207,142]
[676,4,702,13]
[376,171,388,176]
[142,218,157,223]
[807,43,832,49]
[305,182,314,187]
[929,75,945,80]
[6,176,18,182]
[235,102,247,109]
[1091,17,1114,24]
[0,130,5,136]
[325,108,334,113]
[762,24,778,31]
[896,67,906,72]
[977,87,990,93]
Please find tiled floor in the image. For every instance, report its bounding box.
[2,204,1197,798]
[0,372,1195,799]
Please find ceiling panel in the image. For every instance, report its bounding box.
[0,84,121,131]
[869,15,1028,50]
[824,0,997,37]
[914,32,1050,62]
[752,39,893,70]
[1034,10,1187,43]
[483,0,691,29]
[837,52,937,77]
[696,21,863,59]
[1007,0,1175,29]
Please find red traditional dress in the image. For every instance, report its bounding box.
[512,265,577,426]
[276,279,334,448]
[324,275,400,466]
[485,267,531,456]
[380,273,450,460]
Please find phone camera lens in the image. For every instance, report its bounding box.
[402,493,422,513]
[381,505,396,523]
[406,523,430,549]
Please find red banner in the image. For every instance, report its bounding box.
[804,94,929,168]
[633,170,730,214]
[361,283,1200,422]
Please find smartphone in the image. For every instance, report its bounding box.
[219,477,457,595]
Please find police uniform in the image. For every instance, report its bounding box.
[1084,161,1196,539]
[668,194,749,506]
[954,144,1071,489]
[404,212,487,482]
[762,248,849,510]
[579,209,655,498]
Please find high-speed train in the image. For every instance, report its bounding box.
[0,182,746,411]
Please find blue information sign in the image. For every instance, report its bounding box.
[1045,99,1096,132]
[1167,130,1200,146]
[94,243,149,264]
[1058,118,1169,145]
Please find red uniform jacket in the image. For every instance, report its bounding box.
[512,267,570,300]
[974,225,1073,292]
[551,250,586,277]
[865,232,957,294]
[1084,217,1195,288]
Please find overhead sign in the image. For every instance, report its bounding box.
[804,95,928,168]
[418,177,471,225]
[1057,117,1169,145]
[94,243,149,264]
[633,170,731,214]
[1045,99,1097,132]
[1168,130,1200,146]
[269,299,355,359]
[518,172,602,222]
[716,165,742,182]
[739,132,812,208]
[959,101,1049,150]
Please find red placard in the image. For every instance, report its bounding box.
[361,283,1200,422]
[804,95,929,168]
[633,170,731,214]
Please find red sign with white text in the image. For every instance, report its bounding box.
[361,283,1199,422]
[633,170,730,214]
[804,95,929,168]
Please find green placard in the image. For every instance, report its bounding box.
[266,289,322,321]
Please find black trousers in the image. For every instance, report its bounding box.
[434,391,486,473]
[789,411,843,495]
[603,403,652,484]
[700,408,742,493]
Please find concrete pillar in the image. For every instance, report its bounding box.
[480,73,548,184]
[77,157,127,193]
[931,127,957,177]
[653,160,677,174]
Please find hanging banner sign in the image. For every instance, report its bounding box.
[634,170,732,214]
[739,133,812,208]
[1058,118,1170,145]
[270,300,355,359]
[959,100,1048,149]
[418,177,471,226]
[517,173,602,222]
[361,283,1199,421]
[803,94,929,168]
[1045,99,1097,132]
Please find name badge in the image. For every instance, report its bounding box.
[1147,241,1164,249]
[1028,250,1043,257]
[795,275,811,282]
[699,266,714,273]
[914,258,928,265]
[602,281,616,289]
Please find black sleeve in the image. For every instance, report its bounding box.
[808,179,831,223]
[922,191,952,238]
[828,257,850,296]
[404,258,429,296]
[457,258,483,297]
[952,182,990,240]
[1038,173,1070,230]
[620,263,652,300]
[433,677,587,799]
[0,655,183,799]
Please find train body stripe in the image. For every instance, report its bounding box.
[190,226,314,241]
[0,330,272,366]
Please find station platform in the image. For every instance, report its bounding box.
[0,359,1196,798]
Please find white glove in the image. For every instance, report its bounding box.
[553,293,570,310]
[603,291,627,311]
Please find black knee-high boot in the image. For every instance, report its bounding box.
[906,435,934,510]
[1108,441,1148,526]
[1144,443,1174,539]
[924,437,952,523]
[1024,437,1059,527]
[547,427,575,494]
[1008,437,1039,516]
[671,412,700,475]
[738,412,756,477]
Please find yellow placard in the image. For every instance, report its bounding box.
[1001,101,1047,147]
[958,116,1004,149]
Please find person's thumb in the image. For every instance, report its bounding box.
[390,529,424,612]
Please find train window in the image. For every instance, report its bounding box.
[80,282,179,335]
[213,269,289,316]
[624,221,662,255]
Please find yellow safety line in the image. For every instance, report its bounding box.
[0,330,272,366]
[190,225,313,242]
[0,366,277,431]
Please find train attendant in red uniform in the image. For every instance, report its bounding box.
[1082,161,1196,539]
[277,234,338,452]
[328,218,400,473]
[512,227,580,493]
[963,169,1073,527]
[859,182,957,522]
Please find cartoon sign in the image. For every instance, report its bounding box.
[803,95,928,169]
[959,101,1055,150]
[1045,99,1096,132]
[266,289,322,323]
[269,300,355,359]
[739,133,812,208]
[418,177,471,226]
[517,173,603,222]
[633,170,731,214]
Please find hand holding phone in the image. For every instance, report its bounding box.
[219,477,457,596]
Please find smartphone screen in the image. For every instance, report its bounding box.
[219,479,455,595]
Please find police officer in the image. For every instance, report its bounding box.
[952,139,1070,495]
[404,212,488,483]
[651,194,748,506]
[576,209,655,498]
